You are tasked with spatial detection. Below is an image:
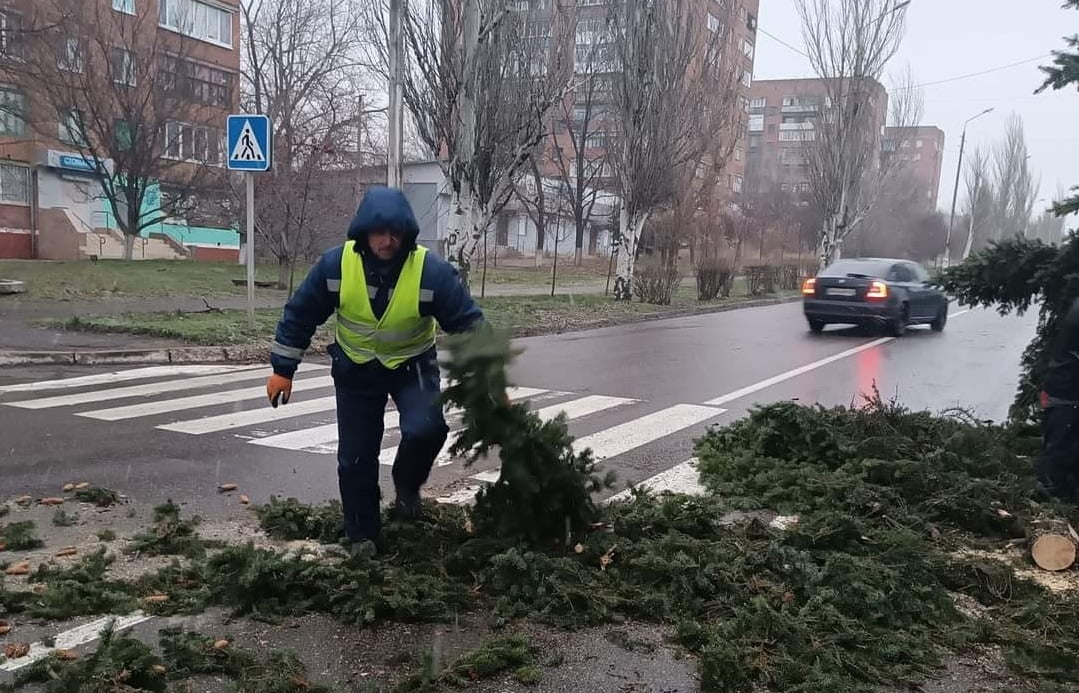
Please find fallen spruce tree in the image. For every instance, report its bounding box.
[2,333,1079,691]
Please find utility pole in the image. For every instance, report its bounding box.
[387,0,404,188]
[945,107,993,268]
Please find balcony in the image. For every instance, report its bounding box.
[781,103,820,114]
[779,121,815,131]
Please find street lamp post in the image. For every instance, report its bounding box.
[944,107,994,268]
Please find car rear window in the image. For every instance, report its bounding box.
[820,260,892,279]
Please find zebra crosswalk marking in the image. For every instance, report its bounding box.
[376,387,553,467]
[572,404,723,461]
[6,364,324,410]
[250,387,550,456]
[158,395,339,435]
[79,376,335,421]
[0,365,256,394]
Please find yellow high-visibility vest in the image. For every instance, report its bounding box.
[336,241,435,369]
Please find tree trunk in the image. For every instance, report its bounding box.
[277,260,290,291]
[122,233,135,261]
[613,208,647,302]
[445,184,475,284]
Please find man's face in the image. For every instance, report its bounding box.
[367,229,403,261]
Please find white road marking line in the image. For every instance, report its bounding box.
[606,458,704,503]
[158,395,338,435]
[250,387,578,456]
[377,387,551,467]
[531,395,637,423]
[0,365,257,394]
[467,404,723,484]
[704,309,971,407]
[573,404,724,461]
[0,612,153,672]
[470,470,501,484]
[5,364,324,410]
[79,376,335,421]
[249,412,401,453]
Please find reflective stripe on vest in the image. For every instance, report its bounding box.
[336,242,436,369]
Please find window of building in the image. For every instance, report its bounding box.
[782,95,796,107]
[577,0,606,6]
[750,97,766,110]
[734,147,743,162]
[741,96,749,113]
[732,175,743,193]
[748,134,761,149]
[707,14,721,32]
[164,121,224,165]
[0,87,26,137]
[59,38,84,73]
[160,56,235,107]
[741,69,752,88]
[0,162,28,204]
[0,10,23,58]
[584,131,607,149]
[112,49,137,86]
[114,119,134,151]
[60,109,88,147]
[916,139,923,148]
[748,114,764,132]
[743,39,754,60]
[159,0,233,48]
[113,0,136,15]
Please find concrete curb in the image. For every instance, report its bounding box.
[0,295,802,367]
[0,345,269,368]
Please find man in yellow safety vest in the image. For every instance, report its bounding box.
[265,187,484,557]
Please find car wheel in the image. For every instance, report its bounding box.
[888,305,909,338]
[930,304,948,332]
[808,319,826,334]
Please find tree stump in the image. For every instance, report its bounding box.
[1030,519,1078,572]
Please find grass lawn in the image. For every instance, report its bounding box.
[40,288,797,345]
[479,260,611,287]
[0,259,284,300]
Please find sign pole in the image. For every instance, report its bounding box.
[246,172,255,330]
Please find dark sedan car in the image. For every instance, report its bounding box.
[802,258,949,336]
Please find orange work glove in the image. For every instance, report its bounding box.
[267,374,293,408]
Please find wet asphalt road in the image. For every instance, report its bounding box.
[0,301,1037,516]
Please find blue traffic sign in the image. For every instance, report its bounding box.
[227,115,272,172]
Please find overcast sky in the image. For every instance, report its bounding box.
[753,0,1079,215]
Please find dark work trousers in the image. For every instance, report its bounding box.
[330,343,449,542]
[1039,404,1079,500]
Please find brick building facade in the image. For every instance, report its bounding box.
[883,125,946,212]
[743,77,889,198]
[0,0,241,261]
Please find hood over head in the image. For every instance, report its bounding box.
[346,186,420,256]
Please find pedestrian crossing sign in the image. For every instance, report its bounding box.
[227,114,272,172]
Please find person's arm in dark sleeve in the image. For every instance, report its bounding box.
[271,254,338,377]
[427,257,485,335]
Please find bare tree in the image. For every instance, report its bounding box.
[12,0,224,260]
[363,0,568,284]
[549,19,613,266]
[991,113,1039,240]
[797,0,922,269]
[606,0,734,300]
[240,0,368,289]
[961,147,992,259]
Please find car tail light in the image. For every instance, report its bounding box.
[801,278,817,296]
[866,281,889,300]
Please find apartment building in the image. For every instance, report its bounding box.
[493,0,759,256]
[883,125,946,212]
[0,0,241,261]
[743,77,889,198]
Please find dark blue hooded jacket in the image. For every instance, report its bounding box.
[270,186,484,378]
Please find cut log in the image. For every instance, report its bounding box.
[1030,518,1078,571]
